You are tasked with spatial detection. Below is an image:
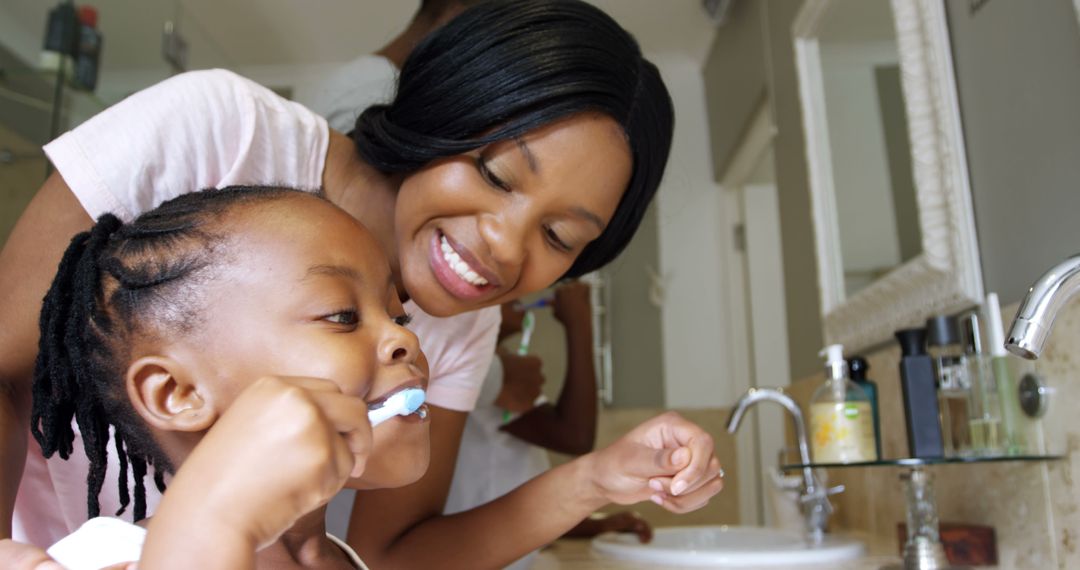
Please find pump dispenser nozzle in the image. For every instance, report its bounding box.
[819,344,847,380]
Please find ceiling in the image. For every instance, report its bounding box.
[0,0,718,73]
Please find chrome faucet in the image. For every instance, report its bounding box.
[1006,254,1080,359]
[726,387,839,545]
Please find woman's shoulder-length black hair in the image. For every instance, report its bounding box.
[352,0,674,278]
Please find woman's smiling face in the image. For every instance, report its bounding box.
[393,113,633,317]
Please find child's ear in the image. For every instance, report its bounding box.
[125,356,218,433]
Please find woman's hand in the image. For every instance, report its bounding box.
[584,412,723,513]
[142,376,372,567]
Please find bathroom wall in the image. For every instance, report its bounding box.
[945,0,1080,305]
[704,0,824,381]
[784,297,1079,568]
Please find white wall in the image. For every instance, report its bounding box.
[820,43,903,286]
[653,54,732,409]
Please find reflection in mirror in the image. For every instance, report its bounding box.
[795,0,983,350]
[817,0,921,299]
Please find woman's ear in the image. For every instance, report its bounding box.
[125,356,217,433]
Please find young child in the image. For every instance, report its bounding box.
[33,186,429,569]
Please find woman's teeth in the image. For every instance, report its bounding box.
[440,235,489,286]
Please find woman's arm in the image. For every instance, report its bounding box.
[347,409,722,569]
[0,174,93,539]
[501,282,597,455]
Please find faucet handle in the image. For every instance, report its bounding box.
[799,483,843,506]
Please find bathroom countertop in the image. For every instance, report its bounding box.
[532,532,903,570]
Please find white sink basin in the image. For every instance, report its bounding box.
[591,525,865,567]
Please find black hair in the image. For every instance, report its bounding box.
[353,0,674,278]
[31,185,310,521]
[418,0,485,20]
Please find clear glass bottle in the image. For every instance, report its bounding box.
[984,292,1026,455]
[810,345,877,463]
[961,312,1004,456]
[926,315,972,457]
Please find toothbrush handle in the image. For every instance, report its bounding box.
[368,406,397,427]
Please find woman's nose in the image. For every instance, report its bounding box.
[379,321,421,365]
[477,208,529,270]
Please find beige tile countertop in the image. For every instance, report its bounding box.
[532,532,903,570]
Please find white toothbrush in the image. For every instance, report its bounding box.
[367,388,426,427]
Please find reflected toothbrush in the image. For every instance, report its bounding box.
[367,387,426,427]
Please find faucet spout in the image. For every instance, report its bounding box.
[727,387,832,545]
[1006,254,1080,359]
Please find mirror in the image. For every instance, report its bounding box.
[793,0,983,350]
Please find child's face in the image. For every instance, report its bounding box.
[176,195,430,489]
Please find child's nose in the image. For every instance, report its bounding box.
[379,324,420,365]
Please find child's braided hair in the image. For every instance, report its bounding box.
[31,185,310,521]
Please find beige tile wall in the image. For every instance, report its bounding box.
[785,299,1080,568]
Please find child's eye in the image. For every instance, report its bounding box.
[394,313,413,327]
[325,310,359,325]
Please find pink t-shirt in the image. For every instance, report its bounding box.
[16,69,498,547]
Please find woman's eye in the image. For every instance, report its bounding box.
[394,313,413,327]
[477,157,511,192]
[325,310,359,325]
[545,226,572,252]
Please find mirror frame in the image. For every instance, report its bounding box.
[793,0,983,350]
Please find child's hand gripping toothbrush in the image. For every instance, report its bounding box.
[368,387,427,427]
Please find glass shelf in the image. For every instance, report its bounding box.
[781,454,1063,471]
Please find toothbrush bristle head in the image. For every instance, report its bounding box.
[401,388,426,414]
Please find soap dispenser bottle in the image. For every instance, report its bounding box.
[809,344,877,463]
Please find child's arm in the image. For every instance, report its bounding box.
[347,410,722,569]
[141,376,371,570]
[501,281,597,454]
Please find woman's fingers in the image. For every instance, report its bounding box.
[649,456,724,497]
[662,422,716,496]
[651,474,724,514]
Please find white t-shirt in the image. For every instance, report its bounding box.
[47,517,369,570]
[16,68,498,547]
[444,356,550,570]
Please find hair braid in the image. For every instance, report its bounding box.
[32,186,310,522]
[114,430,131,516]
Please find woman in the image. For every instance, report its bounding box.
[0,1,723,568]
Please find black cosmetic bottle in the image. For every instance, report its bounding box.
[896,328,944,458]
